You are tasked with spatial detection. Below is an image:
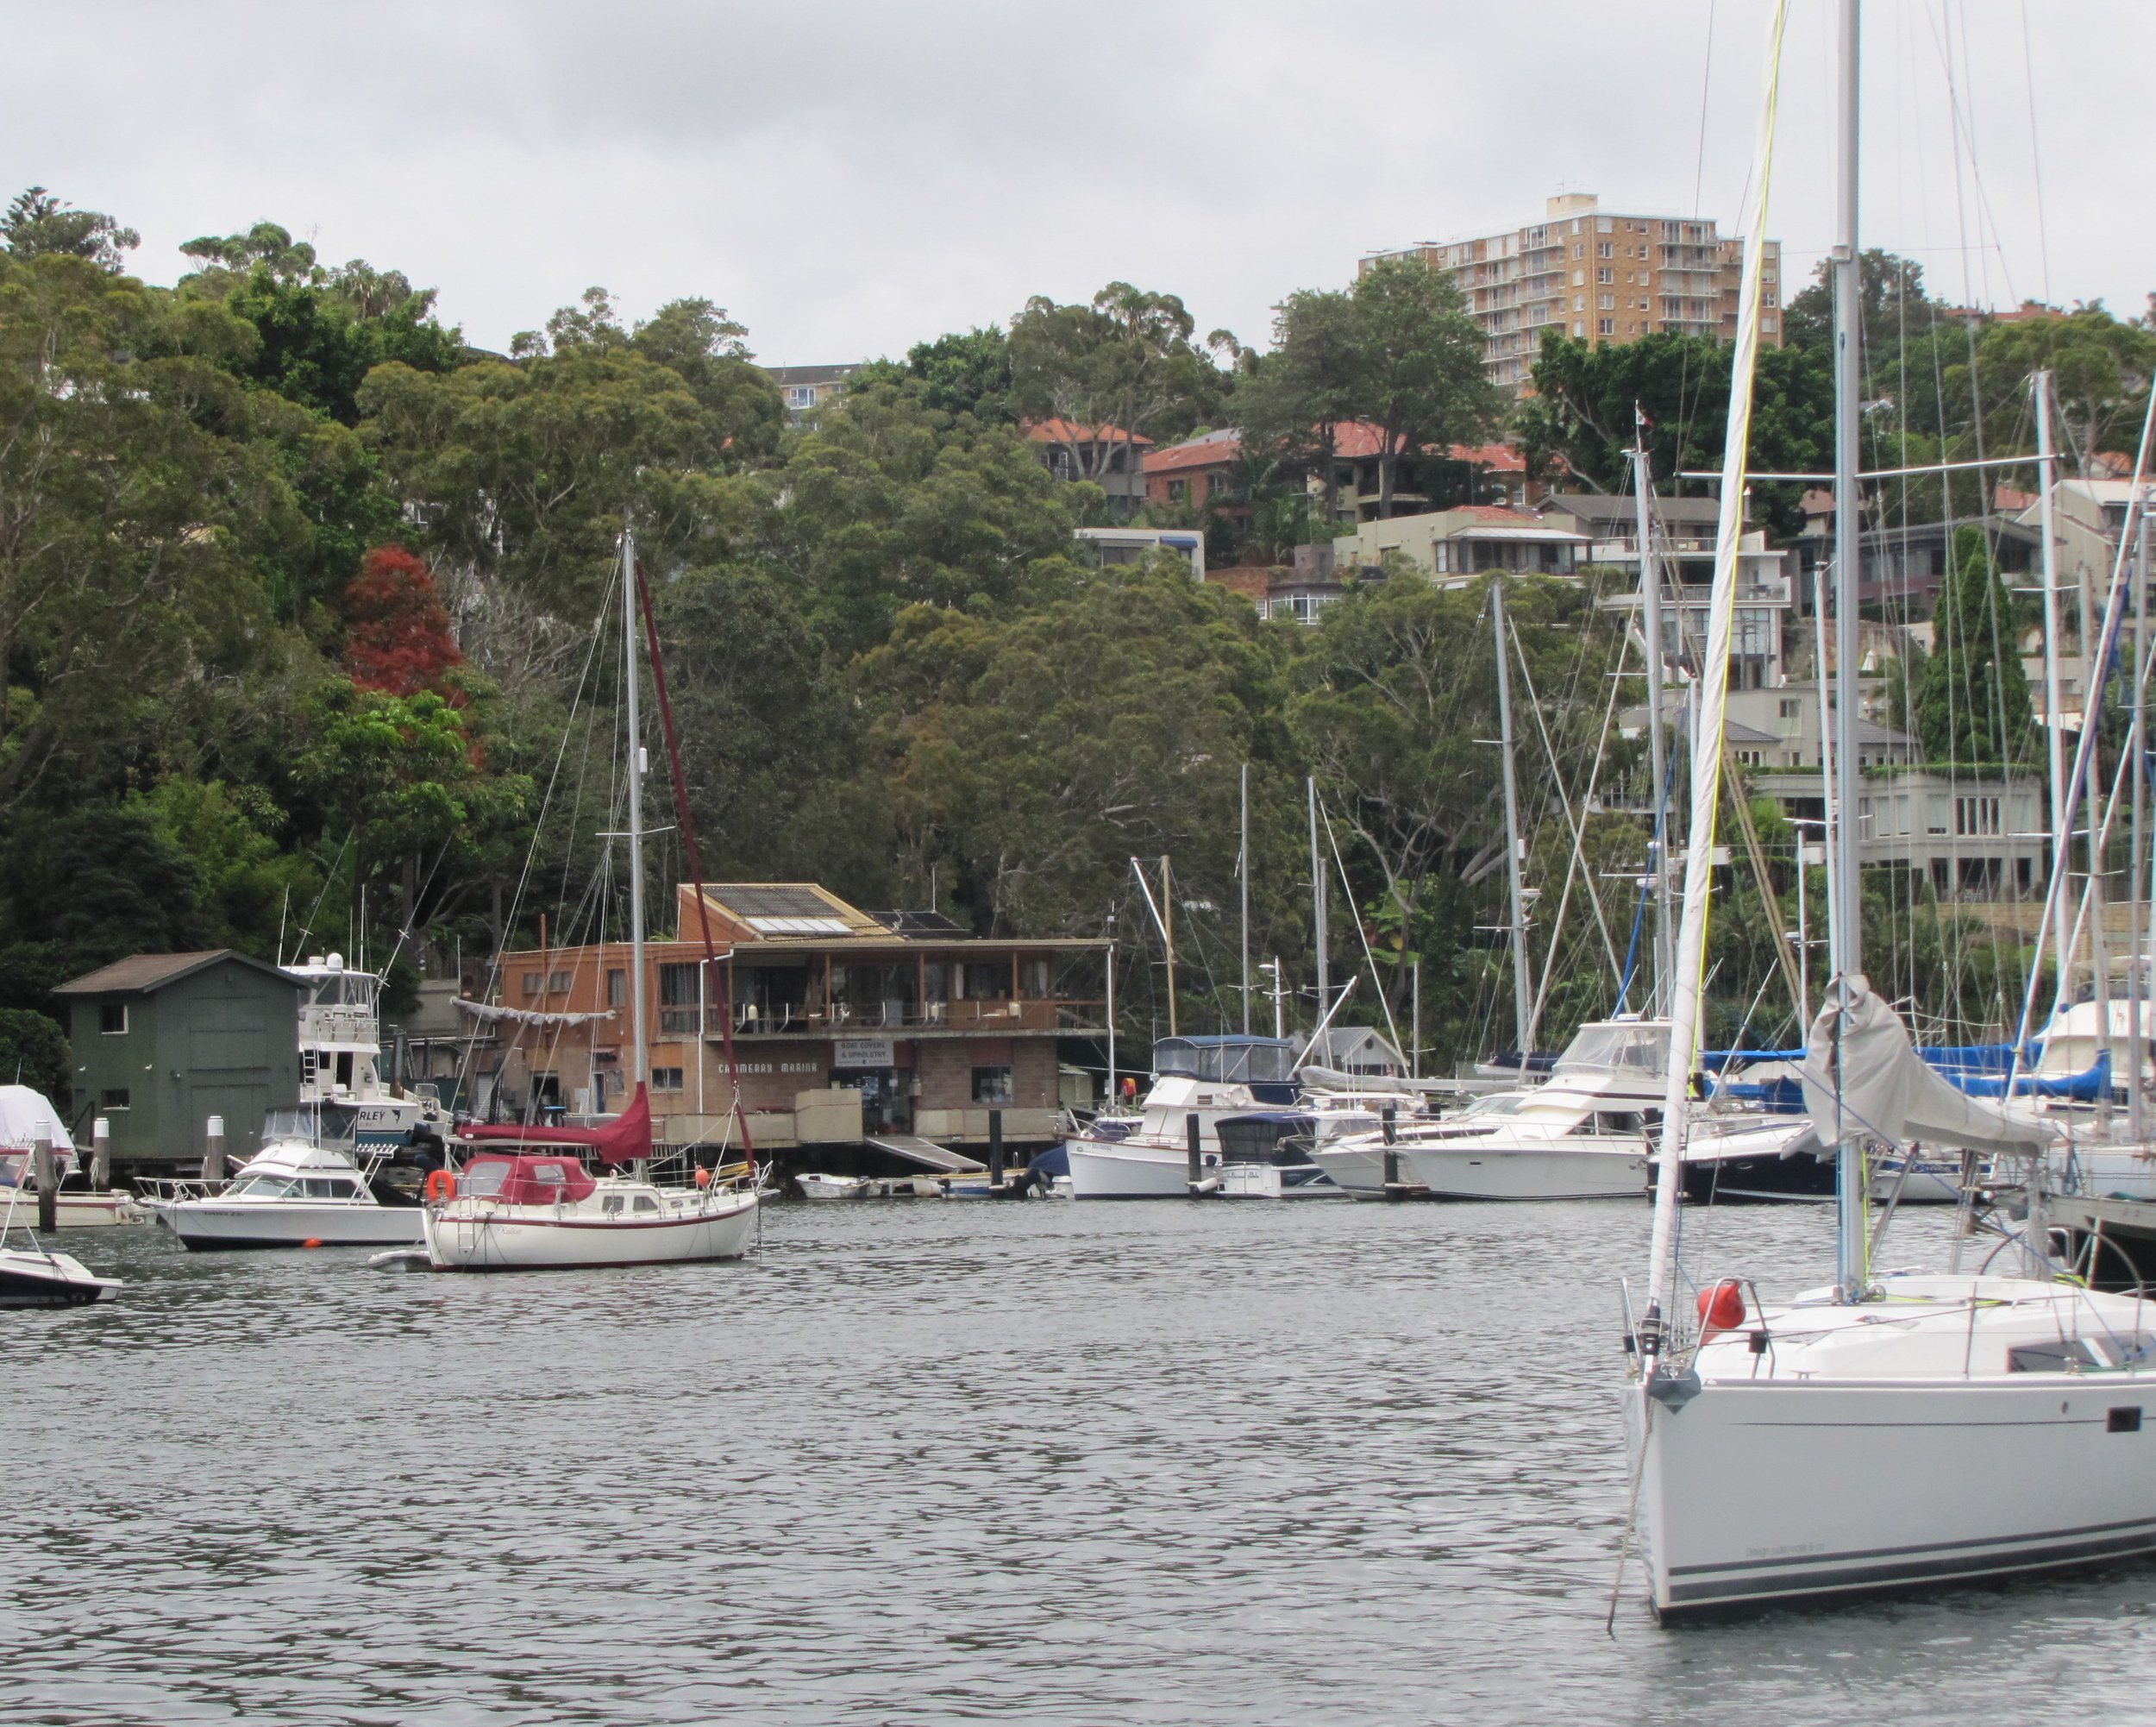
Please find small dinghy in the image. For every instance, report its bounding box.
[0,1175,120,1307]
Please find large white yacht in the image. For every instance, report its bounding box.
[1064,1036,1303,1198]
[283,953,447,1151]
[144,1106,426,1250]
[1367,1019,1669,1201]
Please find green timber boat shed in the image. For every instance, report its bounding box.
[55,951,303,1171]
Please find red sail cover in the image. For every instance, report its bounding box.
[461,1083,653,1165]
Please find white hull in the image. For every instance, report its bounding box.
[3,1190,145,1228]
[1638,1371,2156,1619]
[1635,1273,2156,1618]
[1400,1140,1645,1201]
[1309,1142,1388,1197]
[164,1200,425,1251]
[423,1193,757,1270]
[1066,1140,1214,1199]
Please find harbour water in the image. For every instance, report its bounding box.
[6,1200,2156,1724]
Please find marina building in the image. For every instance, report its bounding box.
[54,951,303,1171]
[1362,192,1783,393]
[485,883,1108,1157]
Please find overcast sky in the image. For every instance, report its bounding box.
[3,2,2147,363]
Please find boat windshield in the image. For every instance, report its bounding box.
[1152,1038,1300,1085]
[1462,1094,1531,1118]
[458,1160,510,1197]
[229,1171,297,1198]
[1553,1023,1670,1078]
[262,1104,361,1150]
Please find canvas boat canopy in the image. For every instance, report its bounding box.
[1799,976,2059,1157]
[0,1086,73,1155]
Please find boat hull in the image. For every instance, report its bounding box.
[164,1202,426,1251]
[1309,1142,1388,1198]
[1678,1149,1837,1204]
[1398,1141,1645,1201]
[0,1247,120,1307]
[1066,1140,1216,1199]
[1637,1374,2156,1619]
[422,1195,757,1270]
[1,1190,144,1228]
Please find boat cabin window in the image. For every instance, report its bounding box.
[1592,1111,1645,1135]
[529,1163,567,1186]
[601,1194,624,1215]
[298,1177,362,1199]
[632,1195,660,1214]
[1462,1094,1530,1118]
[231,1173,296,1198]
[2009,1340,2100,1372]
[1554,1023,1670,1077]
[458,1161,511,1197]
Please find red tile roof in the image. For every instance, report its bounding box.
[1023,418,1153,447]
[1144,430,1242,475]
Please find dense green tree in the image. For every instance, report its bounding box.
[0,251,319,812]
[1009,281,1236,467]
[1520,330,1833,537]
[2,186,138,269]
[1346,259,1501,518]
[0,1007,69,1099]
[1915,526,2035,765]
[1236,288,1360,523]
[895,327,1018,424]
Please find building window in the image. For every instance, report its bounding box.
[99,1003,128,1035]
[658,963,700,1034]
[1207,472,1227,498]
[1599,295,1614,310]
[972,1065,1014,1104]
[652,1067,684,1091]
[547,970,572,993]
[1779,699,1801,719]
[1598,319,1615,336]
[100,1088,130,1111]
[607,969,626,1008]
[522,971,542,996]
[1167,479,1188,502]
[1955,795,2002,838]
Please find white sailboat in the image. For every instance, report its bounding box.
[421,525,759,1272]
[1626,0,2156,1621]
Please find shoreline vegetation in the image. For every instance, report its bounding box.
[3,188,2148,1097]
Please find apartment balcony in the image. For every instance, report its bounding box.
[688,998,1107,1039]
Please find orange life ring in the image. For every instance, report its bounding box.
[423,1169,456,1203]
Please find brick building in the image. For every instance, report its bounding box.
[485,883,1106,1154]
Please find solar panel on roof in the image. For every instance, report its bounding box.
[717,886,844,920]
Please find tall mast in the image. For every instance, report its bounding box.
[1831,0,1865,1300]
[622,525,648,1096]
[2035,370,2072,1001]
[1307,777,1328,1024]
[1630,426,1675,1014]
[1240,762,1251,1036]
[1161,855,1177,1039]
[1494,581,1533,1058]
[2129,506,2148,1141]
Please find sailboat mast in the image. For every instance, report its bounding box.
[1493,581,1532,1058]
[1161,855,1177,1039]
[2129,509,2148,1141]
[622,525,648,1096]
[1240,763,1251,1036]
[2035,370,2072,999]
[1831,0,1866,1300]
[1630,430,1675,1014]
[1307,777,1328,1023]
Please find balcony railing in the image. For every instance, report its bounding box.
[719,999,1105,1036]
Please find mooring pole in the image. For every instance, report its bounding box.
[33,1134,56,1234]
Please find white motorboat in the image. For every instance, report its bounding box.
[1065,1035,1302,1198]
[795,1172,871,1200]
[423,1086,757,1272]
[284,952,448,1151]
[1387,1020,1669,1200]
[146,1108,425,1250]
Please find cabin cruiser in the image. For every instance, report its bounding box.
[144,1106,425,1250]
[1382,1019,1670,1200]
[1217,1087,1432,1198]
[0,1086,142,1226]
[285,952,448,1151]
[422,1087,757,1271]
[1064,1036,1301,1198]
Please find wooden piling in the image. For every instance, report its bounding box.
[987,1108,1006,1194]
[32,1134,56,1233]
[1186,1111,1201,1191]
[203,1115,227,1188]
[91,1116,110,1190]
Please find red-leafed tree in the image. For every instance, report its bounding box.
[342,545,464,700]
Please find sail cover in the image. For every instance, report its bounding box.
[0,1084,74,1152]
[461,1083,653,1164]
[1800,975,2058,1155]
[458,999,617,1028]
